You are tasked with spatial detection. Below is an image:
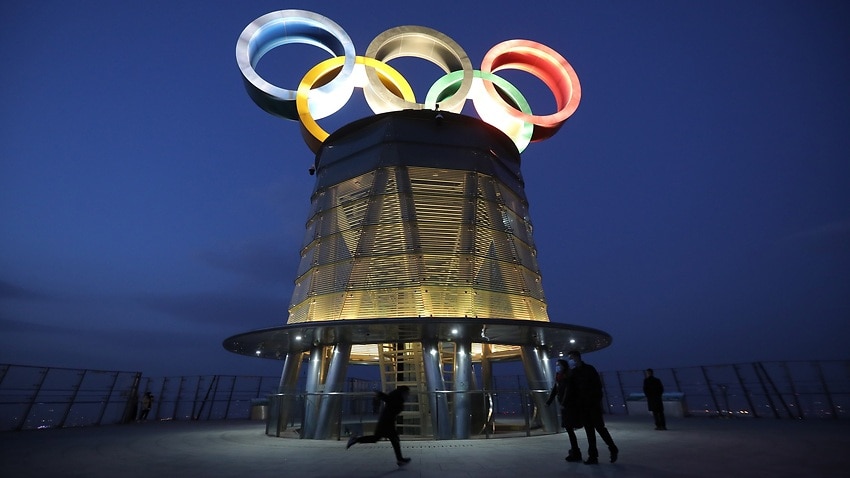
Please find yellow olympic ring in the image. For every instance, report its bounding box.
[297,56,416,153]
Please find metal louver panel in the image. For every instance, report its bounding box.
[288,160,549,323]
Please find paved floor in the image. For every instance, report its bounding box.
[1,415,848,477]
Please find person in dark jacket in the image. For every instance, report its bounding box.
[138,392,154,421]
[547,359,583,461]
[567,351,619,465]
[643,368,667,430]
[347,386,412,466]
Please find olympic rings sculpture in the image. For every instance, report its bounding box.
[236,9,581,153]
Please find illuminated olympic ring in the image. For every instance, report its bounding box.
[481,40,582,142]
[236,10,581,152]
[297,56,416,153]
[363,26,474,115]
[236,10,356,120]
[425,71,534,153]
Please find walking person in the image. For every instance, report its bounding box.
[138,392,154,421]
[643,368,667,430]
[347,386,412,466]
[547,359,583,462]
[567,350,619,465]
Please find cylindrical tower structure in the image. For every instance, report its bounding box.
[226,8,609,440]
[224,110,611,439]
[293,110,546,326]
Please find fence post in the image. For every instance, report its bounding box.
[156,377,169,421]
[700,366,722,417]
[189,376,205,421]
[780,362,804,419]
[16,367,49,431]
[57,369,87,428]
[753,362,780,418]
[95,371,121,425]
[813,361,838,419]
[194,375,219,421]
[122,373,142,423]
[733,364,757,418]
[756,362,794,419]
[669,368,682,392]
[0,364,10,387]
[612,371,626,415]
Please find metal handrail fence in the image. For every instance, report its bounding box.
[137,375,281,422]
[2,359,847,431]
[0,364,140,431]
[599,360,849,419]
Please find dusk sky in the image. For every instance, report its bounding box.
[2,1,848,378]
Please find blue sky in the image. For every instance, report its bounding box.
[1,0,848,377]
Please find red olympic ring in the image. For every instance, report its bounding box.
[480,40,582,142]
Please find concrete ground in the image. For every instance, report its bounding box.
[1,415,848,477]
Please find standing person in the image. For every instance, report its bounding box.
[546,359,583,462]
[643,368,667,430]
[138,392,154,421]
[347,386,412,467]
[567,350,619,465]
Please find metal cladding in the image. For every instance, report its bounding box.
[222,110,613,363]
[289,110,544,324]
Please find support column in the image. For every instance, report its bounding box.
[301,346,325,439]
[453,338,472,438]
[269,351,303,436]
[314,342,352,439]
[480,344,495,435]
[520,345,558,432]
[481,344,493,391]
[422,339,451,439]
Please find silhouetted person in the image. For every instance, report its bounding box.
[547,359,582,462]
[347,386,412,466]
[138,392,154,421]
[567,350,618,465]
[643,368,667,430]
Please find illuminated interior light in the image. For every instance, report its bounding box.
[425,70,534,152]
[480,39,581,142]
[236,9,357,120]
[255,349,262,356]
[451,328,459,335]
[363,26,473,114]
[569,339,576,344]
[294,335,302,341]
[297,56,415,152]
